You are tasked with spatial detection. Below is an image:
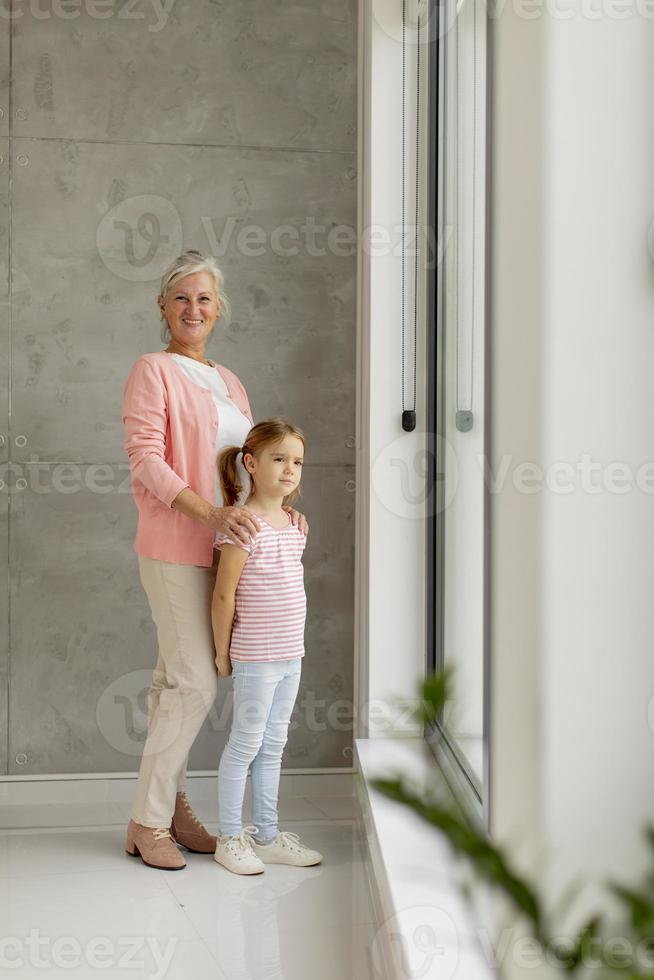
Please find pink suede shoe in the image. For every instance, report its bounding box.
[125,820,186,870]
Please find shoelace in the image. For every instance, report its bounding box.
[220,824,259,856]
[177,792,202,827]
[153,828,173,841]
[275,831,307,852]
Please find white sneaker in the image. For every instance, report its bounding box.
[250,830,323,867]
[213,824,265,875]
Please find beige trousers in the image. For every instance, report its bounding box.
[130,550,221,828]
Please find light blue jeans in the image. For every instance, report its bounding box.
[218,657,302,840]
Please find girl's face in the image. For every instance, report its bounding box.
[245,435,305,498]
[158,272,220,347]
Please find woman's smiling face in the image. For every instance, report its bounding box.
[158,271,221,348]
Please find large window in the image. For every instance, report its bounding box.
[427,0,489,823]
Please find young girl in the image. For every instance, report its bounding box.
[211,418,323,875]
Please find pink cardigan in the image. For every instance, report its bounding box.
[122,351,254,567]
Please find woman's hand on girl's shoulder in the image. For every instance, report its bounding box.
[208,505,262,547]
[283,506,309,535]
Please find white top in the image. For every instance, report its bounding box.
[169,353,252,507]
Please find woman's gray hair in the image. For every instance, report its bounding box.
[158,250,232,343]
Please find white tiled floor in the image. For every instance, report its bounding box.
[0,795,383,980]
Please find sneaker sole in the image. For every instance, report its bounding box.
[252,847,323,867]
[213,856,265,875]
[259,858,322,867]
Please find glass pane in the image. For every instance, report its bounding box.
[432,0,488,800]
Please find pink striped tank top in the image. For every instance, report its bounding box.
[213,512,307,662]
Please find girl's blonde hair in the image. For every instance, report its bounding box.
[218,418,306,509]
[158,249,232,343]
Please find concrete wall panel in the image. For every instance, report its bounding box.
[11,0,357,152]
[10,137,356,466]
[0,136,8,773]
[3,6,357,775]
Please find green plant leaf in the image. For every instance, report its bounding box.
[607,884,654,933]
[371,775,544,934]
[373,665,654,977]
[549,914,602,973]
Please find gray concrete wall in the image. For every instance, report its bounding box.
[0,0,357,775]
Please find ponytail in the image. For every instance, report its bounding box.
[217,445,245,507]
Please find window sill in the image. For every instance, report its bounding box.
[354,737,497,979]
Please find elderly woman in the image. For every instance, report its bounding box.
[121,250,308,871]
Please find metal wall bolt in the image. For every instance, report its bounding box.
[15,108,28,121]
[15,435,27,447]
[15,479,27,491]
[16,154,29,167]
[345,436,355,448]
[345,480,356,492]
[0,435,5,447]
[15,753,28,766]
